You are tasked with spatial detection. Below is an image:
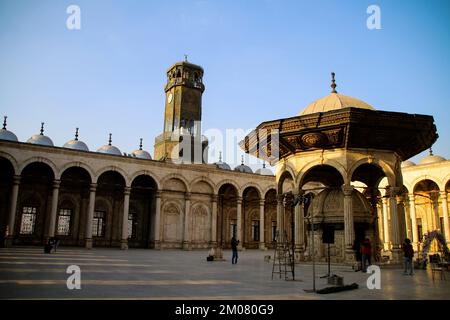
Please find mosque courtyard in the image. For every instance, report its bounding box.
[0,247,449,300]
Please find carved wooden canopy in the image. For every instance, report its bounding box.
[240,107,438,165]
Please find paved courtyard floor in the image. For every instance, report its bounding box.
[0,247,449,300]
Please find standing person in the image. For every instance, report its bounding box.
[361,238,372,272]
[352,239,362,271]
[231,236,239,264]
[403,238,414,275]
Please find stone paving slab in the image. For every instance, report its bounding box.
[0,247,449,300]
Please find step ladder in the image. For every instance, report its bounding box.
[271,230,294,280]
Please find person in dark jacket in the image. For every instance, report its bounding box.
[361,238,372,272]
[403,238,414,275]
[231,236,239,264]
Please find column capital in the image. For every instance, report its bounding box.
[124,186,131,195]
[387,186,402,198]
[395,194,405,204]
[259,199,266,207]
[408,193,415,202]
[13,175,21,185]
[236,196,243,204]
[89,183,97,192]
[156,190,162,198]
[211,194,219,202]
[342,185,354,196]
[185,192,192,200]
[439,190,448,197]
[52,179,61,189]
[382,197,388,205]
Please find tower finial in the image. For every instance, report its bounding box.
[263,161,266,169]
[75,128,79,141]
[184,54,188,62]
[139,138,143,150]
[331,72,337,93]
[40,122,44,135]
[241,155,244,165]
[2,116,6,130]
[108,133,112,146]
[429,147,433,156]
[219,151,222,162]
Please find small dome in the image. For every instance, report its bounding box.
[63,128,89,151]
[255,163,273,176]
[97,133,122,156]
[234,157,253,173]
[0,116,18,142]
[419,151,446,165]
[214,152,231,170]
[299,73,375,116]
[131,138,152,160]
[401,160,416,168]
[27,122,54,146]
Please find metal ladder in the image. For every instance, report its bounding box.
[271,230,294,280]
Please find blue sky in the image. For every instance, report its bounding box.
[1,0,449,170]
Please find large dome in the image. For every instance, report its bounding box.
[97,134,122,156]
[27,123,54,146]
[0,116,18,142]
[63,128,89,151]
[298,73,375,116]
[419,150,446,165]
[132,139,152,160]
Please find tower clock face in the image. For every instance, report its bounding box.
[167,93,173,103]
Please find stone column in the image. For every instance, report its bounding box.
[85,183,97,249]
[342,185,355,262]
[408,193,419,251]
[183,192,191,250]
[47,180,61,239]
[295,197,305,260]
[259,199,265,250]
[210,194,218,247]
[377,203,384,244]
[276,194,284,242]
[440,191,450,245]
[154,191,162,249]
[382,197,390,251]
[5,175,21,247]
[120,187,131,250]
[236,196,243,250]
[389,187,402,262]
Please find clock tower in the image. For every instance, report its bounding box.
[154,59,208,163]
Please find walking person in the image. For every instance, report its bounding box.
[231,236,239,264]
[361,238,372,272]
[403,238,414,275]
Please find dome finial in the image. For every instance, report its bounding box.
[108,133,112,146]
[139,138,143,150]
[184,54,188,62]
[40,122,45,135]
[263,161,266,169]
[74,128,79,141]
[429,147,433,156]
[331,72,337,93]
[219,151,222,162]
[2,116,7,130]
[241,155,244,165]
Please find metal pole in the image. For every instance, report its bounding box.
[311,211,315,292]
